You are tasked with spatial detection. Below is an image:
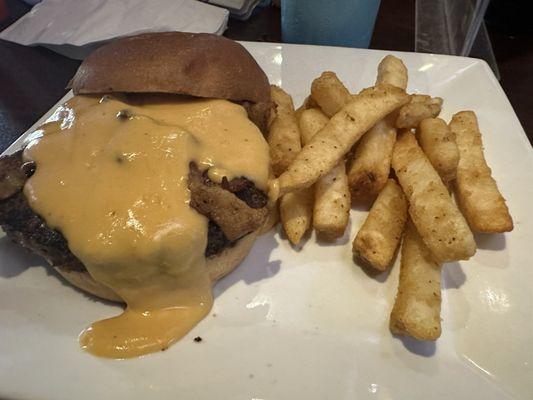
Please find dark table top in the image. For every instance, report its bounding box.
[1,0,531,153]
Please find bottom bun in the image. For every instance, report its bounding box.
[206,230,258,282]
[54,230,259,303]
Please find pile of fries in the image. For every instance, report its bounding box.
[267,55,513,341]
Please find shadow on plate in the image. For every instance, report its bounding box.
[395,334,437,357]
[214,232,280,298]
[442,261,466,290]
[0,236,46,278]
[0,236,123,307]
[355,258,393,283]
[474,232,506,251]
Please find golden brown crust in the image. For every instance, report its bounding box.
[449,111,513,233]
[353,179,407,271]
[70,32,270,104]
[390,222,442,340]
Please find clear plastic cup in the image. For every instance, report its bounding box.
[281,0,381,48]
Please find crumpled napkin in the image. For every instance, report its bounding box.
[206,0,264,20]
[0,0,229,59]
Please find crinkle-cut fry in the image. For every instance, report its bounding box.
[268,85,302,177]
[313,162,351,239]
[347,55,408,201]
[390,221,442,341]
[377,55,408,90]
[279,187,314,245]
[449,111,513,232]
[310,71,352,117]
[353,179,408,271]
[391,131,476,263]
[274,84,410,197]
[299,108,330,146]
[396,95,443,129]
[417,118,459,184]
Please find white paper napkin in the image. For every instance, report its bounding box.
[204,0,263,19]
[0,0,229,59]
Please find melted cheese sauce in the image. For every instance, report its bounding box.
[23,95,269,358]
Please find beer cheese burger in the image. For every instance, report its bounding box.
[0,32,272,358]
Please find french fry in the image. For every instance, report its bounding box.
[347,55,408,201]
[449,111,513,232]
[273,84,410,197]
[313,163,351,239]
[294,96,318,122]
[411,94,433,103]
[260,200,280,235]
[279,188,314,245]
[268,85,302,177]
[396,95,443,129]
[294,105,305,123]
[376,54,408,90]
[353,179,408,271]
[310,71,352,117]
[347,116,397,201]
[391,131,476,262]
[299,108,350,238]
[270,87,313,244]
[390,221,442,340]
[417,118,459,184]
[299,108,329,145]
[303,95,318,109]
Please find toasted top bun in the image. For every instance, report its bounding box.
[70,32,270,104]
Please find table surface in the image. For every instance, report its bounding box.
[0,0,531,152]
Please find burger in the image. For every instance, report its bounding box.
[0,32,272,358]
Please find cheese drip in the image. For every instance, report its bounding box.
[23,94,269,358]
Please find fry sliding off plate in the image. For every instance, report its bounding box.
[1,43,532,400]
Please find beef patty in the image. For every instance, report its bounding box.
[0,151,268,272]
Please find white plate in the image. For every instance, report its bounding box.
[1,42,532,400]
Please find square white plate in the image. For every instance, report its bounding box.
[1,42,532,400]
